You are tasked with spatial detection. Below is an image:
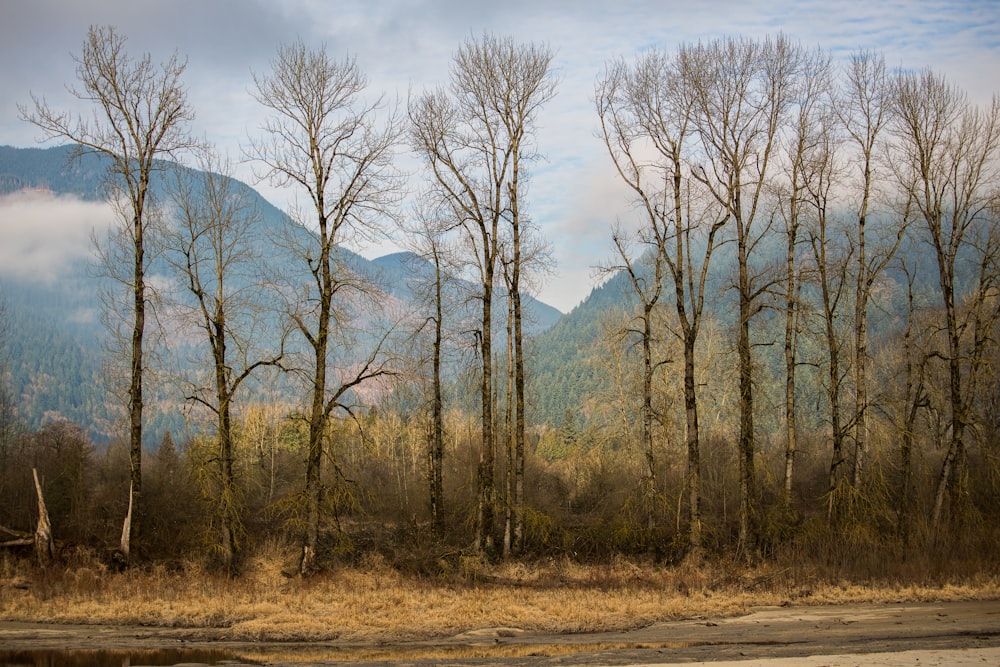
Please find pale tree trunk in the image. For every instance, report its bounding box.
[33,469,54,566]
[782,195,801,512]
[119,480,132,564]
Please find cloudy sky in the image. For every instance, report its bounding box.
[1,0,998,312]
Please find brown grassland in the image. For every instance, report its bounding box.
[2,542,999,645]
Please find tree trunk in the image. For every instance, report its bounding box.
[852,213,869,487]
[429,253,445,536]
[641,304,657,533]
[302,262,331,576]
[476,279,496,554]
[119,480,133,563]
[513,284,525,555]
[125,210,145,564]
[683,337,702,554]
[736,215,756,556]
[33,469,54,566]
[503,292,514,558]
[783,227,799,509]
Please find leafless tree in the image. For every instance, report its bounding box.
[890,255,931,546]
[800,128,852,522]
[890,68,1000,532]
[20,25,196,562]
[249,40,404,575]
[774,46,832,509]
[596,49,728,553]
[402,204,459,536]
[835,51,903,487]
[409,34,555,554]
[499,222,551,555]
[164,151,285,574]
[683,35,804,554]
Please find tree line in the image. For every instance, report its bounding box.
[2,27,999,575]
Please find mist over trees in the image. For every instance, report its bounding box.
[3,27,1000,575]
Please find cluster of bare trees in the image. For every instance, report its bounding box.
[409,35,557,556]
[8,26,1000,573]
[15,26,558,571]
[596,35,1000,558]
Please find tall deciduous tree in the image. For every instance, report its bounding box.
[165,152,284,574]
[683,35,803,554]
[20,25,195,563]
[835,51,901,487]
[403,205,457,536]
[800,128,851,521]
[890,69,1000,532]
[596,49,723,552]
[249,41,403,575]
[775,46,832,510]
[409,34,555,554]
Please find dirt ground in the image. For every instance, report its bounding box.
[1,598,998,666]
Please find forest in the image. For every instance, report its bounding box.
[1,26,999,582]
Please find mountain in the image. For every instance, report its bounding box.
[527,270,633,425]
[370,251,563,335]
[0,144,565,442]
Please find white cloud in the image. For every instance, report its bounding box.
[0,191,113,282]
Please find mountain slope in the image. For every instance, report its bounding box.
[0,144,563,442]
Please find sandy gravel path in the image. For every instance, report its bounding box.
[0,598,997,665]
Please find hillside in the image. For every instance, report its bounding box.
[0,144,564,443]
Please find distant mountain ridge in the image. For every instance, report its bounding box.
[0,144,566,440]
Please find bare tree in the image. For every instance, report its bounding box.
[164,152,285,574]
[596,49,728,554]
[402,204,458,536]
[800,131,852,522]
[249,40,403,575]
[890,256,931,546]
[409,34,555,554]
[683,35,803,554]
[20,25,195,563]
[499,222,551,555]
[835,51,902,487]
[890,68,1000,531]
[774,46,832,510]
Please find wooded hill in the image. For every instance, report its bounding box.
[0,143,561,442]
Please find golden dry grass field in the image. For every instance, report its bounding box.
[2,545,998,645]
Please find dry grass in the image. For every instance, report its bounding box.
[1,546,998,644]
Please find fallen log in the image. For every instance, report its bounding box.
[0,537,34,548]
